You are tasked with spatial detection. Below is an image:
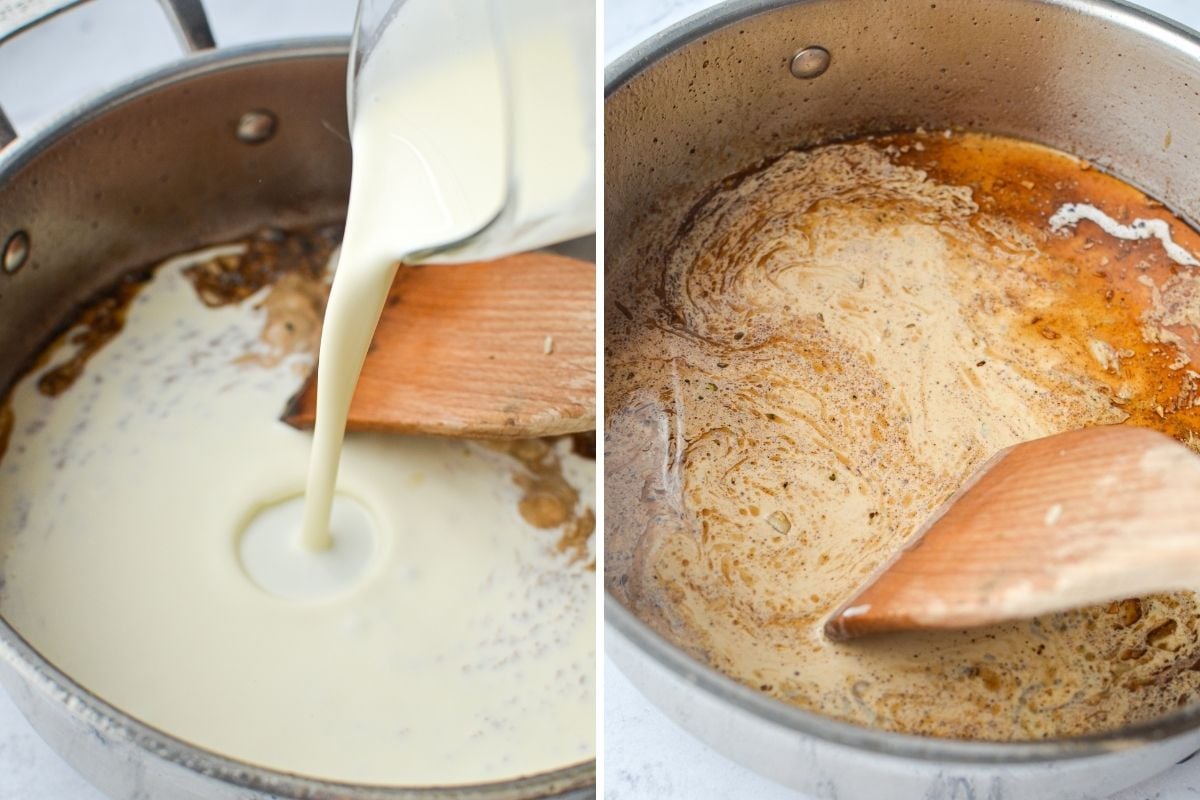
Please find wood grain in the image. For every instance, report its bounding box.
[825,425,1200,640]
[284,251,594,438]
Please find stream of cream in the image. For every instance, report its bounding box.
[296,1,507,551]
[296,0,592,555]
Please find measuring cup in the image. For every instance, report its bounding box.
[348,0,595,265]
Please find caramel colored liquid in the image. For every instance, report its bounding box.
[606,131,1200,740]
[895,132,1200,435]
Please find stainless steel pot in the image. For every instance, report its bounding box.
[605,1,1200,797]
[0,2,593,798]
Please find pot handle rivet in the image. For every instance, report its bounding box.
[790,46,831,79]
[3,230,29,274]
[236,110,277,144]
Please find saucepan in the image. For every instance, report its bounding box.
[605,0,1200,797]
[0,1,592,797]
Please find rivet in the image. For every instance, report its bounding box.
[790,46,831,79]
[236,110,277,144]
[3,230,29,274]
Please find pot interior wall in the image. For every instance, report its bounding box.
[605,0,1200,261]
[0,45,352,392]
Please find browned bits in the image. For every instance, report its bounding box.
[27,226,341,401]
[558,508,595,566]
[1110,598,1144,627]
[0,404,11,462]
[487,437,594,566]
[519,491,571,529]
[571,430,596,459]
[967,665,1002,692]
[1039,327,1061,340]
[236,273,328,368]
[1147,619,1180,648]
[37,274,148,398]
[182,226,336,307]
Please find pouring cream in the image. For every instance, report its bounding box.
[297,1,505,554]
[291,0,592,560]
[0,0,596,782]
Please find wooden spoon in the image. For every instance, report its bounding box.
[825,425,1200,640]
[283,251,594,438]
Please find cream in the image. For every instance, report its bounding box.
[1050,202,1200,267]
[0,242,595,784]
[0,0,596,782]
[298,0,593,552]
[296,1,506,552]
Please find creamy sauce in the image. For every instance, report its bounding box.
[606,131,1200,740]
[0,234,595,783]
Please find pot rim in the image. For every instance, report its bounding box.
[603,0,1200,766]
[0,38,593,800]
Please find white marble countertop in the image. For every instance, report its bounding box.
[603,1,1200,799]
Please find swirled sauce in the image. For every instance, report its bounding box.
[606,131,1200,739]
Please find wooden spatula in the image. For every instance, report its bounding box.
[825,425,1200,640]
[283,251,594,438]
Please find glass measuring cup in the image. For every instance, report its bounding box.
[348,0,595,265]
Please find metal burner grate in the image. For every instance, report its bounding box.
[0,0,214,146]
